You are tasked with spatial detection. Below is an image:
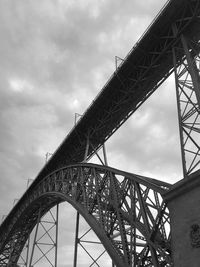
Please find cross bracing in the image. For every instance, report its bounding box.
[0,0,200,266]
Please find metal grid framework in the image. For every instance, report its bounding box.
[173,35,200,177]
[0,1,200,266]
[0,164,171,267]
[73,216,112,267]
[17,205,59,267]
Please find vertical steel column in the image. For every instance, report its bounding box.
[73,135,87,267]
[73,212,80,267]
[172,48,187,178]
[84,135,90,162]
[102,144,108,166]
[74,138,109,266]
[173,34,200,177]
[25,238,30,267]
[133,186,136,267]
[55,204,59,267]
[29,208,41,267]
[25,179,32,267]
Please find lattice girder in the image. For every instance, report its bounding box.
[173,34,200,177]
[0,164,171,267]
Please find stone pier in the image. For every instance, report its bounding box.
[164,170,200,267]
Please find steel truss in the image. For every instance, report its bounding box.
[72,141,110,267]
[0,208,59,267]
[1,1,200,267]
[0,164,171,267]
[16,204,59,267]
[73,214,112,267]
[173,34,200,177]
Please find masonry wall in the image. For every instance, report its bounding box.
[165,171,200,267]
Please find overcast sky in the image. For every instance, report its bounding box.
[0,0,183,266]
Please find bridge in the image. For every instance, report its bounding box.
[0,0,200,266]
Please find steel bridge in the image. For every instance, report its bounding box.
[0,0,200,266]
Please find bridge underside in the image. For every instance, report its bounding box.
[0,0,200,266]
[30,0,200,180]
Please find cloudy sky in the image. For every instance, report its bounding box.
[0,0,183,265]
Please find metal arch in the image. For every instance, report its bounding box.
[0,163,172,267]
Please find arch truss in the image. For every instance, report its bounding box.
[0,164,171,267]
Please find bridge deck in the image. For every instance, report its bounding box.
[1,1,200,263]
[18,0,200,184]
[39,0,200,178]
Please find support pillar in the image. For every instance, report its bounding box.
[73,212,80,267]
[102,144,108,166]
[28,205,59,267]
[173,35,200,177]
[29,208,41,267]
[75,137,109,266]
[55,204,59,267]
[164,170,200,267]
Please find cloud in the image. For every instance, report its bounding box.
[0,0,180,265]
[106,76,183,182]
